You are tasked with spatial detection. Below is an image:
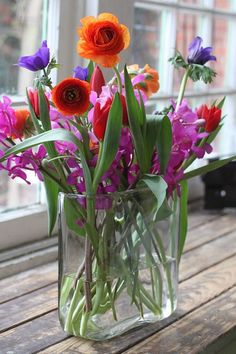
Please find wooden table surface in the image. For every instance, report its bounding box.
[1,208,236,354]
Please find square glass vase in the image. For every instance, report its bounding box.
[58,188,179,340]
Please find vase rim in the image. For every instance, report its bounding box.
[59,187,152,199]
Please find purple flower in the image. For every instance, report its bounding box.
[73,65,88,80]
[187,36,216,65]
[0,96,17,137]
[17,40,50,71]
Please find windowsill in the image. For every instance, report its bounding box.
[0,236,58,280]
[0,204,50,251]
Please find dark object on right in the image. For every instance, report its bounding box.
[202,159,236,209]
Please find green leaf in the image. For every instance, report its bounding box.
[0,129,84,160]
[38,85,51,131]
[87,60,94,82]
[141,174,167,212]
[26,90,43,134]
[42,172,59,235]
[93,93,122,189]
[145,114,172,175]
[124,65,148,173]
[183,155,236,180]
[154,198,173,221]
[144,114,161,166]
[217,96,226,109]
[205,124,222,145]
[178,180,188,262]
[156,115,172,174]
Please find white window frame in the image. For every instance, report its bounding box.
[1,0,236,251]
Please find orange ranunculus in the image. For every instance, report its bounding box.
[13,109,30,138]
[127,64,160,98]
[51,78,90,116]
[77,13,130,68]
[142,64,160,97]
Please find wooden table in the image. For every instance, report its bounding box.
[1,208,236,353]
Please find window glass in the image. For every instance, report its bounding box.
[174,11,201,92]
[0,0,48,96]
[0,0,48,212]
[131,6,161,68]
[211,17,230,89]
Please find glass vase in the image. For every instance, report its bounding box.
[58,189,179,340]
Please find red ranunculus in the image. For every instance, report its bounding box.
[52,78,90,116]
[197,104,221,132]
[93,95,128,140]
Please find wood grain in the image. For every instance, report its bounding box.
[0,211,236,353]
[187,210,219,229]
[0,311,67,354]
[0,261,57,304]
[123,286,236,354]
[180,230,236,281]
[184,213,236,252]
[37,255,236,353]
[0,284,57,332]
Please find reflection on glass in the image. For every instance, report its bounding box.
[0,0,48,96]
[0,0,47,212]
[174,11,199,92]
[131,7,161,69]
[211,17,228,89]
[214,0,231,10]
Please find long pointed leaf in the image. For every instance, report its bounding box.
[93,93,122,189]
[0,129,84,160]
[38,85,51,131]
[124,65,148,173]
[26,90,43,133]
[183,155,236,180]
[156,115,172,174]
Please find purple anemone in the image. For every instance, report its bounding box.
[17,40,50,71]
[73,65,88,80]
[187,36,216,65]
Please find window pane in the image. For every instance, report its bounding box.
[214,0,231,10]
[179,0,203,4]
[131,6,161,68]
[211,17,230,89]
[0,0,48,96]
[174,11,201,92]
[0,0,48,212]
[0,171,40,212]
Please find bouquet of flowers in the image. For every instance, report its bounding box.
[0,12,235,340]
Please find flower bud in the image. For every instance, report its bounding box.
[28,88,50,117]
[90,66,105,96]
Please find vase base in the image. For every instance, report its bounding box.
[61,298,177,341]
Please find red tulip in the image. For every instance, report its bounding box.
[93,97,112,140]
[93,95,128,140]
[28,88,50,117]
[197,104,221,132]
[90,66,105,96]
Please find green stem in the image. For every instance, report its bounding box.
[176,68,190,110]
[113,65,123,94]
